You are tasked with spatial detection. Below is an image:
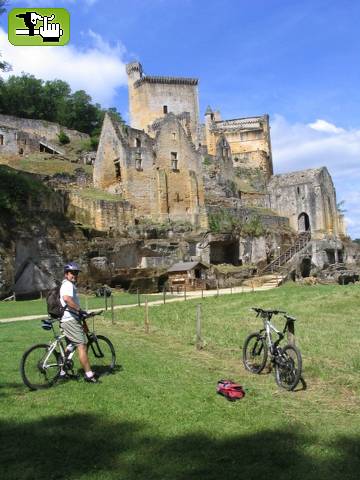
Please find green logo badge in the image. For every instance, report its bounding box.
[8,8,70,46]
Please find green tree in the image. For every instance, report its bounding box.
[0,70,124,138]
[1,74,44,118]
[65,90,99,134]
[41,79,71,123]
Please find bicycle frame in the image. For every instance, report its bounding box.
[41,324,76,371]
[256,309,292,355]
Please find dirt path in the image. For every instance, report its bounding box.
[0,283,277,324]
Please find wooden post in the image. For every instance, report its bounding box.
[217,280,219,297]
[184,286,187,301]
[196,304,202,350]
[144,298,149,333]
[111,295,114,325]
[104,292,108,311]
[287,320,295,346]
[137,288,140,307]
[163,286,166,304]
[230,286,233,295]
[201,287,204,299]
[85,295,89,312]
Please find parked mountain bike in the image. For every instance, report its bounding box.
[243,307,302,391]
[20,310,116,391]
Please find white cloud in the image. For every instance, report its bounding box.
[308,119,345,134]
[271,114,360,239]
[0,27,127,106]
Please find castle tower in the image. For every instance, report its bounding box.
[126,62,201,145]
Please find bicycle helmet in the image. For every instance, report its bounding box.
[64,261,81,273]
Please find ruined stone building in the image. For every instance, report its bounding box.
[94,111,208,228]
[0,113,87,156]
[94,61,344,243]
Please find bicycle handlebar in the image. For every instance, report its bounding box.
[251,307,286,316]
[83,310,103,318]
[251,307,296,321]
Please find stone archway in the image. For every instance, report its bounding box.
[298,212,310,233]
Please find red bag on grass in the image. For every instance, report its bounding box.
[216,379,245,401]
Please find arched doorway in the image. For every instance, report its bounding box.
[298,212,310,233]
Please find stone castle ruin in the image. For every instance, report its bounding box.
[0,62,356,298]
[93,62,347,269]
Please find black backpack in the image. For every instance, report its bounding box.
[46,284,65,319]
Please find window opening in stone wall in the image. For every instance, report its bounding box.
[210,113,214,120]
[163,105,168,114]
[19,148,24,155]
[222,147,229,159]
[135,138,141,148]
[297,187,300,195]
[171,152,178,170]
[298,212,310,232]
[172,132,176,140]
[135,155,142,171]
[0,134,3,145]
[114,158,121,180]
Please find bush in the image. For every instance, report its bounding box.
[58,130,70,145]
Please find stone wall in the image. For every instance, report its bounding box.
[0,113,89,142]
[0,125,40,155]
[68,192,134,232]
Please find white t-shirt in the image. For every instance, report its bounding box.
[60,279,80,322]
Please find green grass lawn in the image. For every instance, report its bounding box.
[1,283,360,479]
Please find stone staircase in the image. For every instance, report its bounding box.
[258,231,312,275]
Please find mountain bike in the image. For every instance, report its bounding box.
[243,307,302,391]
[20,310,116,391]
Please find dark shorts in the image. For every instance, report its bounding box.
[60,318,87,345]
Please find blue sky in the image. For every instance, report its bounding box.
[1,0,360,238]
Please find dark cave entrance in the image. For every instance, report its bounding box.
[210,241,240,265]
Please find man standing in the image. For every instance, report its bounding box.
[60,262,99,383]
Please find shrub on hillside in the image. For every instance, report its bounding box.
[58,131,70,145]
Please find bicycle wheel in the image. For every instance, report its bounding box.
[243,333,268,374]
[275,344,302,391]
[20,343,60,390]
[87,335,116,376]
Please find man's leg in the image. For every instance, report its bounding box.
[77,344,91,373]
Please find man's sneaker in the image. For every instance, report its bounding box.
[84,374,100,384]
[59,371,71,380]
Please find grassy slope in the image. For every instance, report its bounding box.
[0,153,93,176]
[1,283,360,480]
